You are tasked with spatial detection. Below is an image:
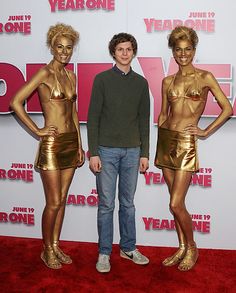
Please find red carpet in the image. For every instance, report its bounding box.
[0,236,236,293]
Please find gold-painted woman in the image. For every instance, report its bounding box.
[155,26,233,271]
[10,23,85,269]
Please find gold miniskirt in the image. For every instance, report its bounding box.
[154,127,199,172]
[35,132,78,170]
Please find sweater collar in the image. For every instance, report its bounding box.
[113,64,132,76]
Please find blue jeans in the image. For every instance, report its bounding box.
[96,146,140,255]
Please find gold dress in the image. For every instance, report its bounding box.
[35,69,78,170]
[35,132,78,170]
[155,127,198,172]
[155,71,208,172]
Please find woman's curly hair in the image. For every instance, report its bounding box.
[168,26,198,49]
[46,23,79,48]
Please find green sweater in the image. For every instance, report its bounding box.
[87,68,150,158]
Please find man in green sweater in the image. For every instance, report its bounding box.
[87,33,150,273]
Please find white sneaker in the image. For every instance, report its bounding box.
[96,254,111,273]
[120,249,149,265]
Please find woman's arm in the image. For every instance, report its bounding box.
[184,71,233,137]
[158,77,170,126]
[204,72,233,136]
[10,67,58,137]
[71,73,85,167]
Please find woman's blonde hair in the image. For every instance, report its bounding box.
[46,23,79,48]
[168,26,198,49]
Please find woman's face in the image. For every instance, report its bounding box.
[52,36,74,64]
[173,39,195,67]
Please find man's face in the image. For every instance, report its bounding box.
[113,41,134,68]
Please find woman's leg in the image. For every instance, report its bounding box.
[52,168,75,264]
[161,168,187,266]
[163,168,186,245]
[40,169,62,269]
[53,168,75,242]
[169,170,198,271]
[169,170,193,244]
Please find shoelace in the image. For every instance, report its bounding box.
[100,255,109,263]
[132,249,142,259]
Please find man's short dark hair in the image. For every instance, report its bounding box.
[108,33,138,58]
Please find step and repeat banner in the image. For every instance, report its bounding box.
[0,0,235,249]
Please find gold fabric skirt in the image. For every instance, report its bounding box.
[35,132,78,170]
[154,127,199,172]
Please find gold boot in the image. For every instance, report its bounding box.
[178,242,199,271]
[162,244,186,266]
[53,241,72,264]
[40,245,62,269]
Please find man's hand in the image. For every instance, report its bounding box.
[139,157,149,174]
[89,156,102,174]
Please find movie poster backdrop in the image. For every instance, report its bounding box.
[0,0,235,249]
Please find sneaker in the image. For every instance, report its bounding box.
[96,254,111,273]
[120,249,149,265]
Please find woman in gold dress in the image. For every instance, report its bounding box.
[155,26,233,271]
[10,23,85,269]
